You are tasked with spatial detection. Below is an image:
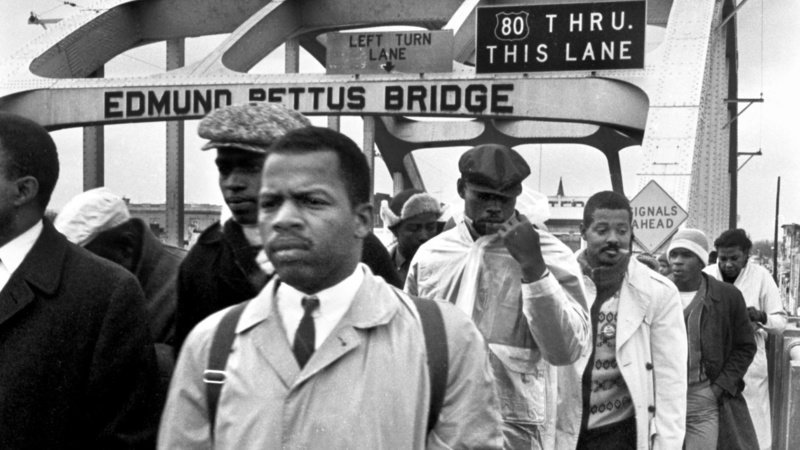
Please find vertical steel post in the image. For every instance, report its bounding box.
[166,39,185,246]
[363,117,376,201]
[774,176,781,283]
[392,172,404,195]
[83,67,105,190]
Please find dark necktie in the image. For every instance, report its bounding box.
[293,296,320,368]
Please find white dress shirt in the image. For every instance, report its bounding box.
[277,263,365,349]
[0,220,43,293]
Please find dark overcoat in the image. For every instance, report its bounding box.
[699,273,758,450]
[0,220,160,449]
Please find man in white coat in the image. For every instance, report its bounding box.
[406,143,590,449]
[704,228,787,450]
[557,191,687,450]
[159,127,503,449]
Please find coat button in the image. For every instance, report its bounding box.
[645,362,653,370]
[648,405,656,413]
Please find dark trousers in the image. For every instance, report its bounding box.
[577,415,636,450]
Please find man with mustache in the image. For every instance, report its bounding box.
[668,228,757,449]
[160,127,502,448]
[703,228,786,450]
[557,191,687,449]
[174,103,401,351]
[406,143,590,448]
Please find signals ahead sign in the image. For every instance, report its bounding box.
[476,1,646,73]
[630,180,688,253]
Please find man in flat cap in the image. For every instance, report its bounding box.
[175,103,401,351]
[174,103,310,351]
[380,189,441,281]
[406,143,590,448]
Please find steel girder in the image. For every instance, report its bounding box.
[2,0,738,236]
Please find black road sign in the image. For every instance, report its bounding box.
[476,1,646,73]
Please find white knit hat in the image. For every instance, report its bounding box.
[54,187,131,246]
[380,189,441,229]
[668,228,710,266]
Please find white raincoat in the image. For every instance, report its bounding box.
[704,262,787,449]
[406,216,590,448]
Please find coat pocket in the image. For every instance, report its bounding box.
[489,343,547,425]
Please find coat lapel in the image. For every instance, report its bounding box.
[0,222,65,328]
[615,261,649,348]
[237,279,300,388]
[293,272,399,387]
[249,313,300,388]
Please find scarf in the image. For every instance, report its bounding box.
[578,252,630,303]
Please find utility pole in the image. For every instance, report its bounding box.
[773,176,780,283]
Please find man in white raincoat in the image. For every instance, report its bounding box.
[704,228,787,450]
[406,143,590,449]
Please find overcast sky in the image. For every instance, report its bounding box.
[2,0,798,240]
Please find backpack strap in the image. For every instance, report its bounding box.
[410,296,449,434]
[203,301,249,435]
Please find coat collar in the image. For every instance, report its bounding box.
[236,268,401,389]
[701,272,722,304]
[0,220,68,327]
[614,258,652,347]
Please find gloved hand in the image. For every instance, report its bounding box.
[747,306,767,324]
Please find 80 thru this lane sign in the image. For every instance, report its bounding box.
[475,1,646,73]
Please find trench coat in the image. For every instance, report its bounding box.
[405,218,590,448]
[159,266,503,449]
[556,256,687,450]
[704,262,786,449]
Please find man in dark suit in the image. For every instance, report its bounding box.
[0,112,160,449]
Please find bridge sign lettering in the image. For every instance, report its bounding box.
[630,180,688,253]
[476,1,646,73]
[326,30,453,74]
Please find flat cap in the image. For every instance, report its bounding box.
[198,102,311,153]
[458,144,530,198]
[54,187,130,246]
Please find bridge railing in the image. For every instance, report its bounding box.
[770,317,800,449]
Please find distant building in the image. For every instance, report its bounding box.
[779,223,800,314]
[544,178,585,252]
[127,202,221,245]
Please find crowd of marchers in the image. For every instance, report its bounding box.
[0,104,785,450]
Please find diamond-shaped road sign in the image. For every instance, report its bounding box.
[630,180,688,253]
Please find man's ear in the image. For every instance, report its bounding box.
[353,202,373,239]
[456,178,466,199]
[13,176,39,207]
[579,223,587,240]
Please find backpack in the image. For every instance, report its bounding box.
[202,295,448,436]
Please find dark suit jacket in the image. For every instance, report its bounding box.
[0,220,160,449]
